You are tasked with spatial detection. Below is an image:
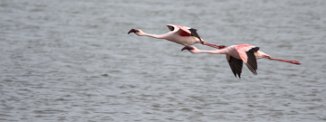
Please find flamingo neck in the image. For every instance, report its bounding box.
[139,32,166,39]
[268,57,301,65]
[194,48,228,54]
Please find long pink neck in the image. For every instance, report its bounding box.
[268,57,301,65]
[193,48,228,54]
[140,32,166,39]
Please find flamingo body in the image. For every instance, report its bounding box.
[182,44,300,78]
[128,24,226,48]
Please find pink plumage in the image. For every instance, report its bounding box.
[182,44,301,78]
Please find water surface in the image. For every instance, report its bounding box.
[0,0,325,121]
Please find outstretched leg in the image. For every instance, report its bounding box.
[262,55,300,65]
[202,41,226,49]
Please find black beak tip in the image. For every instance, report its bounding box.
[128,29,138,34]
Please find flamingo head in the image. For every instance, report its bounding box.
[166,24,176,31]
[128,29,144,35]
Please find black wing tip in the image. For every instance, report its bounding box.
[245,63,258,75]
[228,56,243,79]
[188,28,203,42]
[232,72,241,78]
[246,47,259,73]
[249,47,260,52]
[234,73,241,78]
[189,28,197,31]
[189,28,198,35]
[253,71,257,75]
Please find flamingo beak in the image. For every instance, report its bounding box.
[128,29,139,34]
[181,46,194,51]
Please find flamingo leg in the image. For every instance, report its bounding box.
[263,56,300,65]
[202,42,226,49]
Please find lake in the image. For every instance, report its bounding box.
[0,0,325,121]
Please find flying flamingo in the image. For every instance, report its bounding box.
[181,44,301,78]
[128,24,226,49]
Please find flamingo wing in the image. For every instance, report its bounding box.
[235,44,258,75]
[227,55,243,78]
[177,25,192,37]
[188,28,203,42]
[167,24,190,36]
[177,29,192,36]
[166,24,201,39]
[245,47,259,75]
